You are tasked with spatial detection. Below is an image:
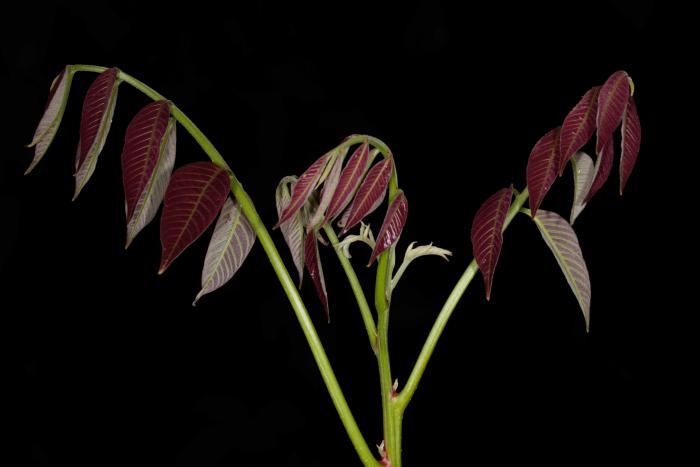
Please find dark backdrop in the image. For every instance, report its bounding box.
[2,1,689,465]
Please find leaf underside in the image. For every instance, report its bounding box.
[341,157,393,234]
[532,210,591,332]
[369,190,408,265]
[74,67,120,200]
[569,151,595,225]
[159,162,231,273]
[308,146,347,229]
[526,127,561,217]
[276,176,305,286]
[122,100,176,247]
[194,197,256,304]
[471,186,513,300]
[26,66,74,174]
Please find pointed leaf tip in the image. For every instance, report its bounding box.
[620,96,640,194]
[159,162,230,274]
[369,190,408,266]
[74,67,120,199]
[305,231,329,321]
[122,101,176,246]
[471,186,513,300]
[596,70,630,155]
[341,157,393,234]
[194,198,256,304]
[532,210,591,331]
[26,66,74,174]
[559,86,600,175]
[526,127,561,217]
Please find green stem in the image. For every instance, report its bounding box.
[396,187,530,410]
[69,65,380,466]
[375,249,402,466]
[323,223,378,353]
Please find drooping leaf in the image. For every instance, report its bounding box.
[620,96,641,194]
[526,127,561,217]
[569,152,595,225]
[194,197,256,304]
[340,157,393,234]
[276,176,305,286]
[471,186,513,300]
[596,70,631,155]
[369,190,408,266]
[73,67,120,200]
[305,230,329,321]
[559,86,599,175]
[308,146,348,229]
[532,210,591,331]
[159,162,230,274]
[583,139,614,203]
[26,66,74,174]
[122,101,176,247]
[325,142,372,222]
[274,151,334,228]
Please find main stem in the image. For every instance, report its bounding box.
[69,65,380,466]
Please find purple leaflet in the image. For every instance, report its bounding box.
[308,146,348,229]
[276,176,305,287]
[194,197,256,304]
[526,127,561,217]
[596,70,631,155]
[159,162,231,274]
[559,86,600,175]
[583,139,614,204]
[73,68,120,200]
[274,151,333,229]
[121,100,174,247]
[471,186,513,300]
[26,66,74,174]
[340,157,393,234]
[325,142,371,222]
[305,230,329,322]
[620,96,641,195]
[532,210,591,331]
[369,191,408,266]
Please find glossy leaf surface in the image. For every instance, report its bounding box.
[369,190,408,266]
[159,162,230,273]
[471,186,513,300]
[526,127,561,217]
[74,67,120,199]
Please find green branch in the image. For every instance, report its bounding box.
[69,65,380,467]
[323,223,378,353]
[396,187,530,410]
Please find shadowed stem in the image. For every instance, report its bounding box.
[69,65,380,466]
[396,187,530,410]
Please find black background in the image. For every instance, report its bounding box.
[2,1,691,465]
